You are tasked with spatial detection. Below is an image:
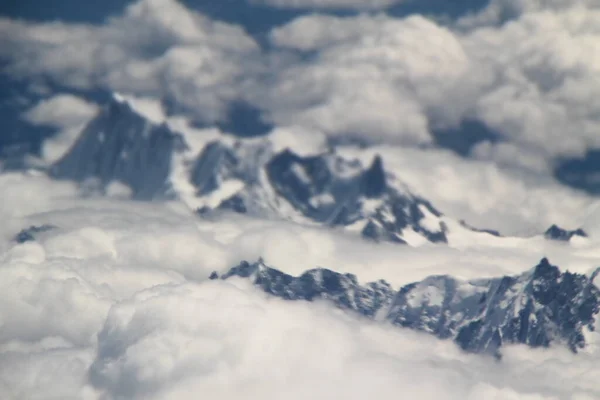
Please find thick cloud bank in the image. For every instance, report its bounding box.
[1,173,600,399]
[260,14,472,146]
[0,0,259,122]
[2,0,600,172]
[261,4,600,167]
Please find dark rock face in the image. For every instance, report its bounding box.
[544,224,588,241]
[214,258,600,357]
[50,98,185,200]
[190,142,239,196]
[13,225,56,243]
[361,155,387,198]
[213,260,394,318]
[264,149,363,225]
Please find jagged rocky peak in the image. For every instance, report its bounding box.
[544,224,588,241]
[361,155,387,198]
[215,258,600,357]
[264,149,451,243]
[50,95,187,200]
[211,259,395,317]
[192,140,495,246]
[390,257,600,356]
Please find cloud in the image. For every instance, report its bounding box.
[22,95,98,129]
[0,0,259,123]
[22,94,100,163]
[3,2,600,398]
[462,5,600,160]
[80,280,600,400]
[458,0,600,27]
[253,3,600,169]
[249,0,403,10]
[1,172,600,399]
[253,14,477,146]
[4,0,600,173]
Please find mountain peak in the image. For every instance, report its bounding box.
[361,155,386,198]
[544,225,588,241]
[50,96,185,200]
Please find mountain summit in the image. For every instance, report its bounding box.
[50,95,186,199]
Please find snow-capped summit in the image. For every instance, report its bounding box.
[50,96,186,199]
[215,258,600,357]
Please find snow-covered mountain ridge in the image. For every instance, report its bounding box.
[46,95,520,246]
[212,258,600,357]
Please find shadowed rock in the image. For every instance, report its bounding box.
[544,224,588,241]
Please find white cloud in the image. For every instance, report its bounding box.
[23,94,98,130]
[1,172,600,399]
[268,125,328,156]
[256,14,477,145]
[249,0,402,10]
[3,2,600,397]
[0,0,259,123]
[4,0,600,171]
[462,6,600,160]
[458,0,600,27]
[256,4,600,167]
[22,94,99,163]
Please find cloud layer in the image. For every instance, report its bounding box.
[1,172,600,399]
[258,4,600,167]
[3,0,600,172]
